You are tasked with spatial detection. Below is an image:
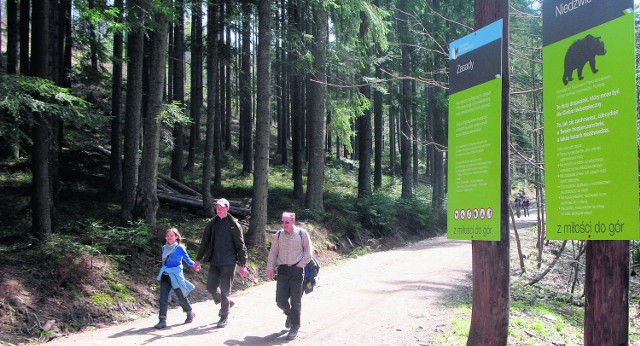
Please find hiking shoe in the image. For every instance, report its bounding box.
[285,316,291,329]
[286,327,298,340]
[154,319,167,329]
[217,315,228,328]
[185,310,195,324]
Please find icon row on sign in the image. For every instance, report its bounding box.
[453,208,493,220]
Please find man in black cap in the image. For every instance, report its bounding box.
[194,198,248,328]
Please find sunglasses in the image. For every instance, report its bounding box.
[281,221,291,224]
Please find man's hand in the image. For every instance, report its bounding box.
[239,266,248,277]
[266,268,275,280]
[194,261,201,272]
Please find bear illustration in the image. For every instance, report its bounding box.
[562,34,606,86]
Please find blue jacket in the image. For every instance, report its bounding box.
[157,244,196,297]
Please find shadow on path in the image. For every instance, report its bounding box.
[224,330,289,345]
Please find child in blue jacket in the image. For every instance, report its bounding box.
[154,228,199,329]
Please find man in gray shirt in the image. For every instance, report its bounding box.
[195,198,248,328]
[266,211,312,340]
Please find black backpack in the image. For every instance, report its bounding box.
[278,229,320,293]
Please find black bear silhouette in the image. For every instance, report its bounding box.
[562,34,606,86]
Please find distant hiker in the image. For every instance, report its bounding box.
[154,227,198,329]
[514,196,522,218]
[523,198,531,217]
[194,198,248,328]
[266,212,313,340]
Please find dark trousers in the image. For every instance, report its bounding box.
[276,265,304,328]
[206,264,236,317]
[159,274,191,319]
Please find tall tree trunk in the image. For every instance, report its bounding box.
[110,0,124,192]
[430,55,445,210]
[373,65,383,189]
[388,92,396,176]
[430,87,445,209]
[6,0,18,74]
[213,1,223,187]
[62,0,72,88]
[281,16,290,166]
[2,0,18,157]
[87,0,100,73]
[275,0,283,163]
[138,9,169,226]
[411,81,419,185]
[358,83,372,199]
[585,241,629,345]
[30,0,51,239]
[48,0,63,210]
[167,21,173,102]
[467,0,510,343]
[19,0,30,75]
[289,0,304,201]
[397,8,412,199]
[217,0,225,169]
[202,0,219,216]
[239,2,253,175]
[186,0,203,171]
[120,0,144,225]
[170,0,185,182]
[247,0,271,247]
[305,5,327,212]
[224,12,232,151]
[357,9,372,198]
[0,0,3,70]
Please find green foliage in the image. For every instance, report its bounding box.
[0,72,97,150]
[41,220,152,265]
[83,219,154,259]
[327,91,371,154]
[90,293,115,307]
[346,245,372,258]
[396,196,439,235]
[320,170,443,239]
[158,101,192,128]
[41,233,101,259]
[357,191,396,237]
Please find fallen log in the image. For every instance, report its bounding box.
[92,145,250,216]
[158,182,180,195]
[158,192,251,217]
[158,193,203,209]
[158,173,202,198]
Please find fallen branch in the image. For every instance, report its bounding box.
[510,206,526,274]
[526,240,568,286]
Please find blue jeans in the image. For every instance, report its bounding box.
[206,264,236,317]
[159,274,191,319]
[276,265,304,328]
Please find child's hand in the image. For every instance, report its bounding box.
[239,266,248,277]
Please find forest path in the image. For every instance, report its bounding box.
[44,236,473,346]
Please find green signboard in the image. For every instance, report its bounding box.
[448,20,503,241]
[543,0,639,240]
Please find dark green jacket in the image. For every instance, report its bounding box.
[195,214,248,266]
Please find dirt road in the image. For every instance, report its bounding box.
[45,236,472,346]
